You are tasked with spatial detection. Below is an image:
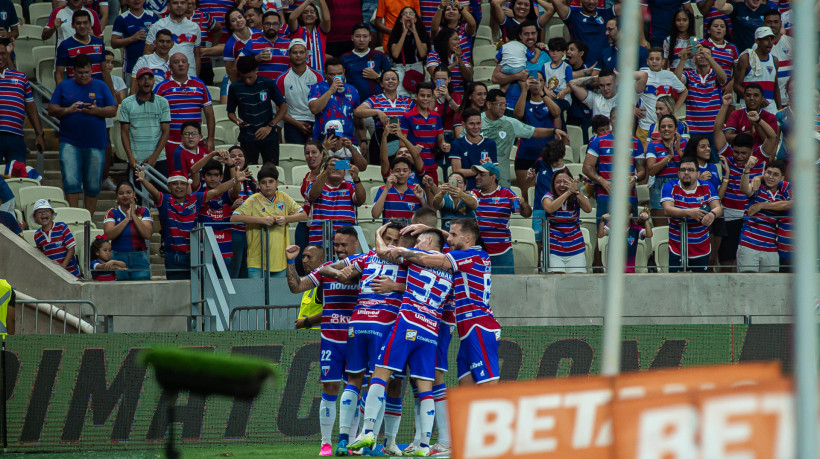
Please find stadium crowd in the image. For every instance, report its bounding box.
[0,0,815,281]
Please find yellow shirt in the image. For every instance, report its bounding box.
[299,287,322,329]
[234,191,303,272]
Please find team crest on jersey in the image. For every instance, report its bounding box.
[767,66,773,73]
[498,131,507,139]
[88,93,96,99]
[277,202,285,211]
[94,46,101,53]
[0,12,7,20]
[321,365,330,375]
[260,91,268,101]
[405,329,417,341]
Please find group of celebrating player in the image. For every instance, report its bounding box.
[285,215,500,457]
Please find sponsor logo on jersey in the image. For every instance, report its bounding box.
[405,329,417,341]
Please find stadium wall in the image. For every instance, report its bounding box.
[0,326,793,452]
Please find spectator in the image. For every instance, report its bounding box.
[102,50,128,193]
[145,0,168,15]
[379,125,425,183]
[597,207,654,273]
[168,121,210,179]
[47,55,116,215]
[103,181,154,280]
[131,28,173,92]
[231,166,307,279]
[713,93,777,271]
[112,0,160,83]
[735,26,780,115]
[661,156,722,272]
[227,56,288,165]
[430,0,476,59]
[663,9,697,71]
[371,157,429,221]
[223,145,257,278]
[724,83,778,148]
[306,157,366,244]
[89,236,127,281]
[241,11,292,82]
[426,27,472,95]
[401,82,447,183]
[244,7,264,34]
[774,82,820,164]
[600,16,649,71]
[54,0,109,28]
[449,108,497,190]
[696,0,733,39]
[564,41,596,142]
[568,68,618,121]
[198,0,232,42]
[645,95,690,144]
[470,162,530,273]
[737,156,791,274]
[191,156,241,266]
[342,23,392,105]
[582,110,645,226]
[431,66,463,144]
[643,1,693,48]
[155,52,215,159]
[542,168,592,273]
[479,88,564,188]
[687,135,725,267]
[764,10,792,107]
[137,167,248,280]
[635,48,687,148]
[454,82,487,135]
[222,7,263,83]
[288,0,331,73]
[43,0,103,48]
[491,21,549,111]
[354,69,413,165]
[675,45,726,159]
[293,245,324,329]
[295,141,327,271]
[184,0,221,86]
[31,200,81,279]
[513,75,562,202]
[325,0,363,58]
[56,10,107,84]
[432,171,477,231]
[489,0,552,41]
[524,139,568,256]
[714,0,779,53]
[145,0,201,77]
[552,0,622,68]
[387,7,429,97]
[0,0,18,56]
[322,133,369,183]
[0,45,45,164]
[0,175,12,215]
[375,0,421,50]
[120,67,172,177]
[278,39,324,145]
[541,38,573,114]
[308,57,361,142]
[647,115,687,227]
[700,17,738,91]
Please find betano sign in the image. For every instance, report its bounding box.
[448,362,790,458]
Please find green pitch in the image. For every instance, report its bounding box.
[3,445,327,458]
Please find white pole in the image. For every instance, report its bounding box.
[790,0,818,456]
[600,0,641,376]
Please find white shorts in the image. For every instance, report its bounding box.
[736,245,779,273]
[548,252,587,273]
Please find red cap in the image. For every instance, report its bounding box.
[135,67,154,79]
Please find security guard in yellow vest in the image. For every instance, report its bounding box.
[0,279,13,336]
[293,246,324,330]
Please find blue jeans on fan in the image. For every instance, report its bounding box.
[230,231,248,278]
[490,250,515,274]
[164,250,191,280]
[112,249,151,280]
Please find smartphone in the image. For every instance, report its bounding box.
[689,37,698,50]
[326,127,336,138]
[436,78,446,88]
[389,117,399,126]
[335,159,351,170]
[448,177,459,187]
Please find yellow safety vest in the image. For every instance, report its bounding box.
[0,279,11,336]
[299,287,322,329]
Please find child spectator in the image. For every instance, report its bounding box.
[597,207,654,273]
[168,121,210,179]
[190,152,242,266]
[225,146,258,279]
[497,35,534,77]
[31,200,81,279]
[371,157,429,222]
[230,166,307,278]
[663,9,697,71]
[136,167,249,280]
[542,37,573,112]
[89,236,127,281]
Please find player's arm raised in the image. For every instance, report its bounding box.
[285,245,321,293]
[383,247,452,271]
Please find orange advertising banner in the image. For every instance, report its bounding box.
[448,362,784,459]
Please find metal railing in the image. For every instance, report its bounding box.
[132,163,169,204]
[229,305,300,331]
[17,298,98,334]
[190,225,235,331]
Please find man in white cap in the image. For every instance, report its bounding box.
[735,26,781,115]
[277,38,324,144]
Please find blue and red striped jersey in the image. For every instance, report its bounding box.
[398,248,453,337]
[350,250,408,326]
[34,222,81,278]
[470,186,521,255]
[241,35,292,81]
[700,9,732,38]
[660,180,718,258]
[442,290,456,326]
[373,186,423,222]
[0,70,34,137]
[198,189,233,258]
[189,10,215,64]
[155,192,206,253]
[56,36,106,80]
[700,38,738,82]
[586,132,644,201]
[289,25,327,73]
[198,0,234,40]
[90,260,116,281]
[543,192,586,257]
[362,93,414,130]
[647,139,686,180]
[223,29,263,62]
[401,107,443,176]
[444,246,499,338]
[308,255,362,342]
[418,0,439,34]
[154,77,212,143]
[683,69,722,135]
[742,54,778,112]
[307,181,358,244]
[1,160,41,181]
[718,144,767,213]
[740,180,791,252]
[777,216,792,257]
[426,50,470,93]
[103,206,152,252]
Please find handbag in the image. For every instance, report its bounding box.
[399,48,424,94]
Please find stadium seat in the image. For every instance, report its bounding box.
[510,145,517,160]
[110,67,123,81]
[290,165,310,186]
[30,3,52,26]
[599,235,649,273]
[473,44,498,67]
[512,239,538,274]
[13,3,22,23]
[19,186,66,220]
[36,56,56,92]
[277,185,304,204]
[510,226,536,245]
[474,25,494,48]
[211,104,228,122]
[565,144,578,164]
[279,143,305,161]
[637,184,650,206]
[472,66,495,84]
[212,67,227,86]
[367,185,383,205]
[565,163,583,179]
[13,37,41,77]
[480,2,490,25]
[580,226,592,272]
[207,86,220,102]
[21,229,36,247]
[247,164,262,181]
[277,160,304,183]
[276,166,286,184]
[31,45,53,81]
[651,226,669,273]
[548,24,569,41]
[215,120,238,145]
[356,205,380,245]
[52,207,93,226]
[566,125,584,158]
[357,166,384,182]
[211,124,227,146]
[103,25,114,46]
[579,207,597,255]
[6,178,41,209]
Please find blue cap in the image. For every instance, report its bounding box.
[472,163,500,178]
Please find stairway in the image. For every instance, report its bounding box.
[21,128,167,279]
